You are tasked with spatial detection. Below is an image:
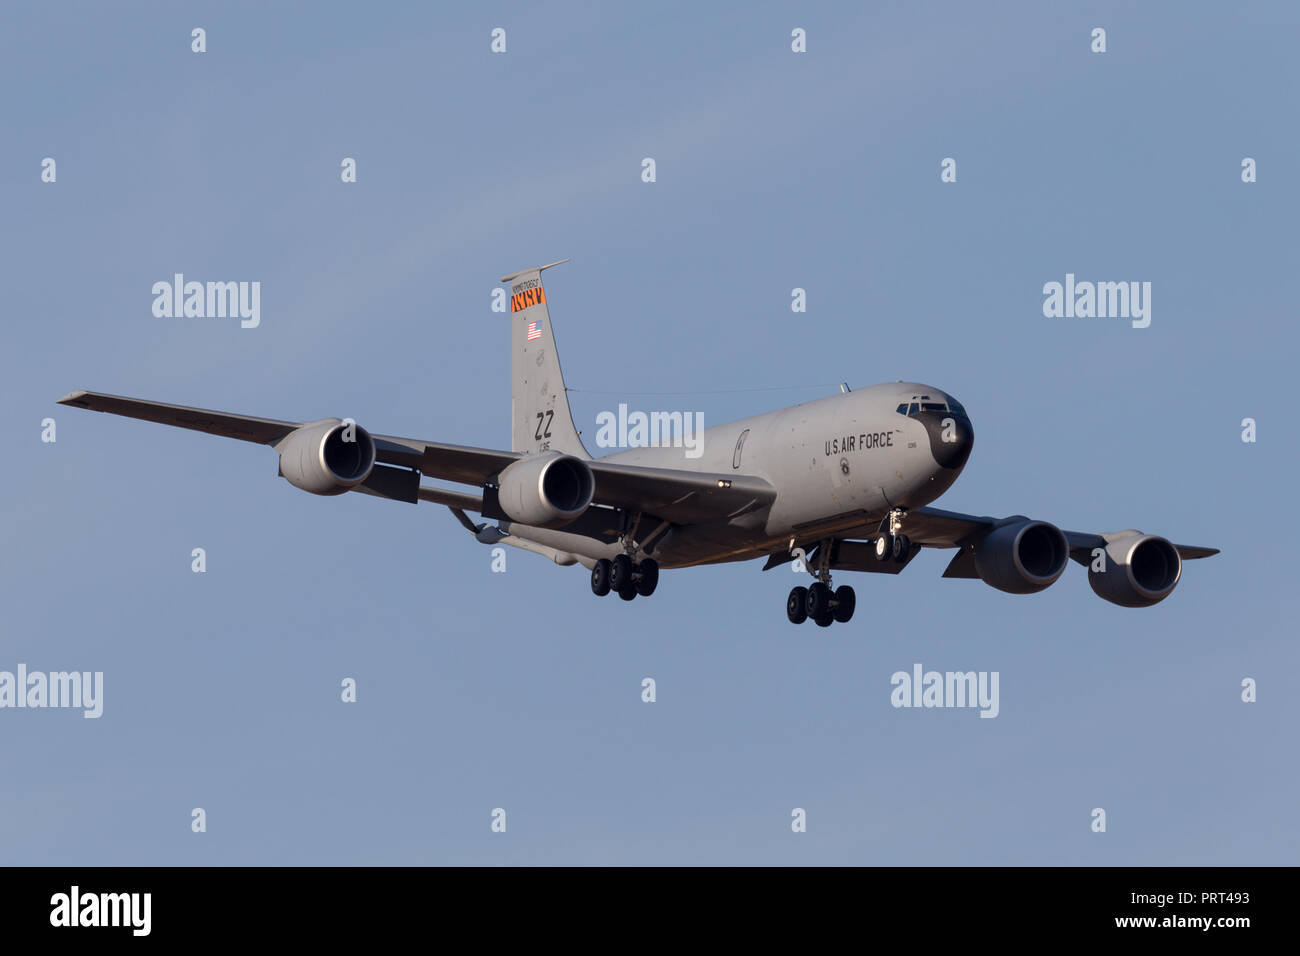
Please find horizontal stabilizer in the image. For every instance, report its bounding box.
[500,259,570,283]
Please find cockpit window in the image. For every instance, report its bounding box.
[898,395,967,418]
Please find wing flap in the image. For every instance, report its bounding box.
[373,435,518,485]
[902,506,995,548]
[416,485,485,511]
[826,539,919,574]
[941,549,981,579]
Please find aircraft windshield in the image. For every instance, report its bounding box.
[895,395,966,418]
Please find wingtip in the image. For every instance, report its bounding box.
[57,389,89,406]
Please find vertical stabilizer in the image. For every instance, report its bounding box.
[501,260,590,458]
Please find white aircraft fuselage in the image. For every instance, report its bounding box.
[505,382,973,569]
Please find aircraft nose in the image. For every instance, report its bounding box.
[916,411,974,471]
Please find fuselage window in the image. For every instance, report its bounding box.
[896,404,908,415]
[907,403,919,416]
[921,402,947,412]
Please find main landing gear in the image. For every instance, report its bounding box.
[591,555,659,601]
[786,539,855,627]
[786,582,856,627]
[591,512,662,602]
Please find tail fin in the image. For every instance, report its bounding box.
[502,259,590,458]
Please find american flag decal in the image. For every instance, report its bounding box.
[527,321,542,340]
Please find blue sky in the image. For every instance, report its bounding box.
[2,1,1296,864]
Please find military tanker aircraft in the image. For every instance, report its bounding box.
[59,260,1217,626]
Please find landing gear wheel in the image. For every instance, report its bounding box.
[874,534,893,563]
[591,559,612,596]
[635,558,659,597]
[833,585,856,623]
[892,533,911,563]
[610,554,633,591]
[617,582,637,601]
[815,611,834,627]
[787,586,809,624]
[806,582,833,623]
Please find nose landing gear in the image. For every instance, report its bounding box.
[874,508,911,564]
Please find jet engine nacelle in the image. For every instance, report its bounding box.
[974,518,1070,594]
[496,452,595,528]
[277,419,376,495]
[1088,532,1182,607]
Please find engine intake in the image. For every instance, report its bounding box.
[496,453,595,528]
[974,518,1069,594]
[1089,533,1181,607]
[277,420,376,495]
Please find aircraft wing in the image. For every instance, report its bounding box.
[56,390,300,445]
[56,390,774,525]
[56,390,521,486]
[582,461,774,523]
[901,505,1219,578]
[378,439,775,520]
